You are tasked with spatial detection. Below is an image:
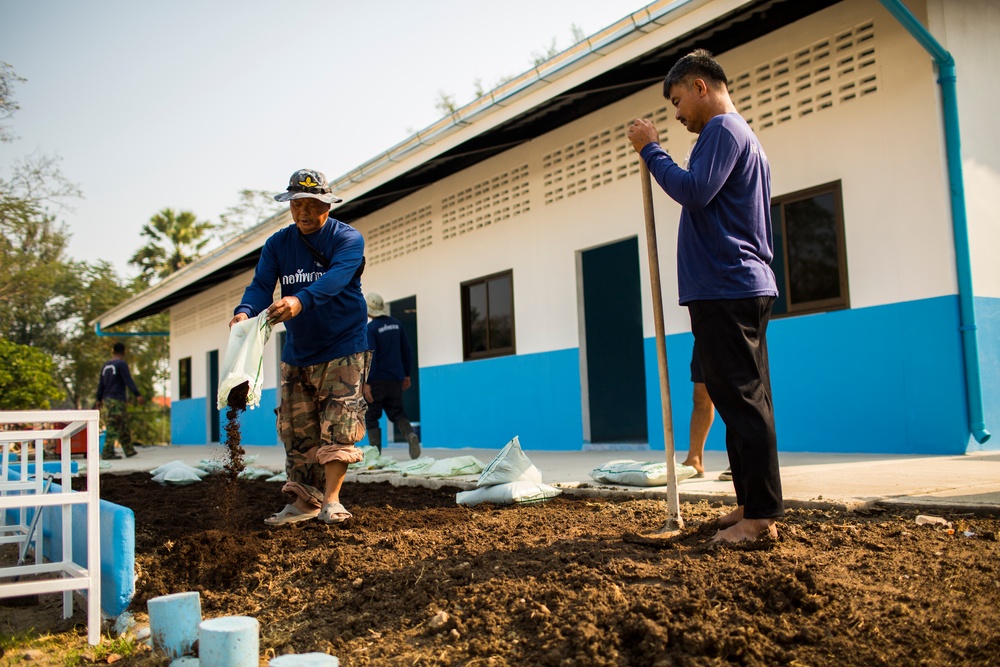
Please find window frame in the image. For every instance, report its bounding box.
[771,180,850,318]
[460,269,516,361]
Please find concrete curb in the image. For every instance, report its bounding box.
[345,470,881,514]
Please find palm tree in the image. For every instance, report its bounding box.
[130,208,215,281]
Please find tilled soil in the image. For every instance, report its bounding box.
[79,472,1000,667]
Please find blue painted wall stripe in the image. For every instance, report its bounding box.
[183,296,993,455]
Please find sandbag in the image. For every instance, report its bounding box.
[477,436,541,487]
[422,456,485,478]
[590,459,698,487]
[216,312,272,410]
[152,464,206,486]
[149,460,209,478]
[456,481,562,507]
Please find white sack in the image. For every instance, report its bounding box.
[456,481,562,507]
[590,459,698,487]
[217,312,272,410]
[476,436,542,487]
[383,457,437,475]
[421,456,485,478]
[152,466,205,486]
[238,466,274,480]
[149,460,209,478]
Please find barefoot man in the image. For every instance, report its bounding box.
[628,49,783,543]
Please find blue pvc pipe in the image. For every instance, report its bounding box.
[878,0,990,444]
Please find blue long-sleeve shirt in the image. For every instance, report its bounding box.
[234,219,368,367]
[640,112,777,305]
[366,315,412,382]
[96,358,141,402]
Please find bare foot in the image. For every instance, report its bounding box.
[711,518,778,543]
[681,456,704,475]
[717,505,744,527]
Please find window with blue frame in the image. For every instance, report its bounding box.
[771,181,849,317]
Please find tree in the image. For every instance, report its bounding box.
[129,208,215,282]
[434,91,459,116]
[0,337,64,409]
[216,189,283,241]
[0,154,82,350]
[1,61,27,144]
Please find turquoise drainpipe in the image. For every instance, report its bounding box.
[878,0,989,444]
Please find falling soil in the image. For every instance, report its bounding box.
[222,381,250,482]
[51,473,997,666]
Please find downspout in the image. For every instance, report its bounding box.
[94,322,169,337]
[878,0,989,445]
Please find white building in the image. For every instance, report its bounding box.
[97,0,1000,456]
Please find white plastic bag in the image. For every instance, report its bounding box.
[590,459,698,487]
[456,481,562,507]
[217,312,272,410]
[477,436,542,487]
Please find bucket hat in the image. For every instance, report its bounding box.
[366,292,389,318]
[274,169,343,204]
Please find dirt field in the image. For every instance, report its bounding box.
[5,471,1000,666]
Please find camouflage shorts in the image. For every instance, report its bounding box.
[277,351,371,507]
[103,398,135,455]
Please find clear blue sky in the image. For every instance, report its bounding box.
[1,0,648,275]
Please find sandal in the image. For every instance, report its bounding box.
[264,504,320,526]
[318,502,352,525]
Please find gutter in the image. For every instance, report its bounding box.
[94,322,168,337]
[326,0,701,197]
[878,0,990,444]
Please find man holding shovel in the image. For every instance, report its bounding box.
[628,49,782,543]
[230,168,369,526]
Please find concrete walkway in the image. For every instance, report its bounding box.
[91,442,1000,514]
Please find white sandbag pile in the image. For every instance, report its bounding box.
[348,445,398,471]
[149,460,209,486]
[383,455,484,478]
[456,436,562,506]
[590,459,699,487]
[196,454,259,474]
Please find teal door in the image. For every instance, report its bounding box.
[208,349,219,443]
[390,295,420,440]
[581,237,647,443]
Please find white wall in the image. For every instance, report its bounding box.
[930,0,1000,298]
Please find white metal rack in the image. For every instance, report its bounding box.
[0,410,102,645]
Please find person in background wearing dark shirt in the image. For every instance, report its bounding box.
[96,342,144,459]
[363,292,421,459]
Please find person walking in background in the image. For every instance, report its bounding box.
[683,343,732,482]
[364,292,421,459]
[231,168,369,526]
[96,342,144,460]
[628,49,782,543]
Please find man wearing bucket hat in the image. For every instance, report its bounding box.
[363,292,421,459]
[230,168,370,526]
